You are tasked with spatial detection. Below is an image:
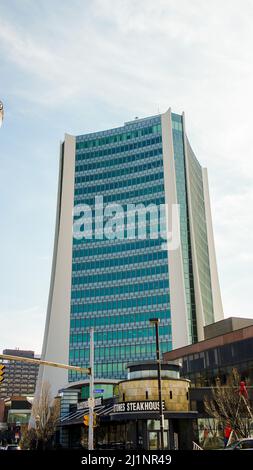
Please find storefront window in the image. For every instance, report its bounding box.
[149,431,159,450]
[149,432,168,449]
[147,419,169,430]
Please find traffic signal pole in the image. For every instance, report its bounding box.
[0,354,90,375]
[1,334,96,447]
[88,328,94,450]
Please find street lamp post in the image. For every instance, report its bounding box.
[149,318,164,450]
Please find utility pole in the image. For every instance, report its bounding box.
[88,328,94,450]
[150,318,164,450]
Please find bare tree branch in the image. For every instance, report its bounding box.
[31,381,60,448]
[204,369,252,438]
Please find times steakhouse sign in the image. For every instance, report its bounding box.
[113,400,165,413]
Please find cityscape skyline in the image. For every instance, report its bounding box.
[1,1,253,355]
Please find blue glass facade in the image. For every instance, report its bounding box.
[66,111,217,381]
[171,113,198,343]
[186,140,214,326]
[69,115,172,381]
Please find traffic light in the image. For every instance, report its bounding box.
[0,365,5,383]
[83,413,99,427]
[83,415,89,427]
[93,413,100,428]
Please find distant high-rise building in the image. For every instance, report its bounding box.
[0,349,40,399]
[36,109,223,396]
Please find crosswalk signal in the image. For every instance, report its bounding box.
[83,415,89,427]
[0,365,5,384]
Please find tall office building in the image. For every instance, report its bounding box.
[0,349,40,399]
[37,109,223,396]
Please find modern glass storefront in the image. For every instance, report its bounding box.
[58,362,196,450]
[181,336,253,387]
[61,417,194,450]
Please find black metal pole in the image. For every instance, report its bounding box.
[154,320,164,450]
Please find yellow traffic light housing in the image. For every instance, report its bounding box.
[0,365,5,383]
[93,412,99,428]
[83,413,99,427]
[83,415,89,427]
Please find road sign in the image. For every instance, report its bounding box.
[88,397,95,408]
[77,397,102,410]
[94,389,104,394]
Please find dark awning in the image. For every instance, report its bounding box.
[59,405,106,427]
[59,406,198,426]
[110,410,198,421]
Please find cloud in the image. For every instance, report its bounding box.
[1,0,252,115]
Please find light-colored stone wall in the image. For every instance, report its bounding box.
[35,134,75,401]
[119,378,190,412]
[161,109,189,348]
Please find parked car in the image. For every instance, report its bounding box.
[225,438,253,450]
[3,444,20,451]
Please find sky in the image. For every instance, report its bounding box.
[0,0,252,354]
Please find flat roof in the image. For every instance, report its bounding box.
[204,317,253,340]
[163,322,253,361]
